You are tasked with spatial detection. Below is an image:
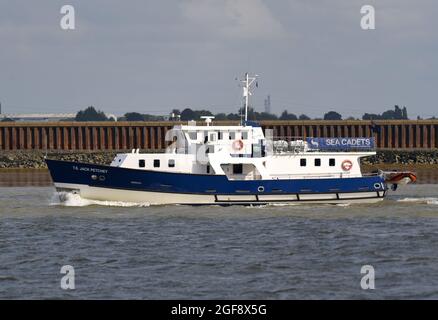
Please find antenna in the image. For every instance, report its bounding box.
[240,73,258,125]
[200,115,215,126]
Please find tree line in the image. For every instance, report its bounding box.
[69,105,411,122]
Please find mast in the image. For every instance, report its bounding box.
[240,72,258,124]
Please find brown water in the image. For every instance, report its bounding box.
[0,170,52,187]
[1,171,438,299]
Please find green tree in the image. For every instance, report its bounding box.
[180,108,197,121]
[279,110,298,120]
[75,106,108,121]
[362,105,409,120]
[143,114,165,121]
[227,113,240,120]
[362,113,380,120]
[124,112,145,121]
[324,111,342,120]
[298,114,311,120]
[258,112,278,120]
[402,106,408,119]
[214,113,228,120]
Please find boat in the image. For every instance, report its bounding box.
[46,73,416,205]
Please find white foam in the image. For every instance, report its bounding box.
[397,197,438,205]
[269,203,301,207]
[51,192,150,207]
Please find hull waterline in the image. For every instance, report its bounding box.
[55,182,385,205]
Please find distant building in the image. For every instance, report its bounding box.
[0,113,118,122]
[264,95,271,114]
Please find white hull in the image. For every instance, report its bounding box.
[54,183,385,205]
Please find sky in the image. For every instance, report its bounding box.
[0,0,437,118]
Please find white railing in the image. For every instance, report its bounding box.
[226,171,379,181]
[268,136,376,154]
[272,171,380,180]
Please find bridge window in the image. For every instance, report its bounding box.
[300,159,307,167]
[233,164,243,174]
[168,159,175,168]
[153,159,160,168]
[329,158,336,166]
[139,159,145,168]
[218,131,223,140]
[188,132,197,140]
[315,158,321,167]
[242,131,248,140]
[229,132,236,140]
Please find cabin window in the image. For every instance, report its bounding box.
[168,159,175,168]
[329,158,336,166]
[233,164,243,174]
[218,131,223,140]
[153,159,160,168]
[188,132,197,140]
[300,159,307,167]
[206,165,210,174]
[229,132,236,140]
[209,132,216,142]
[204,135,208,143]
[241,131,248,140]
[139,159,145,168]
[315,158,321,167]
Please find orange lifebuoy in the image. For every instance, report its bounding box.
[232,139,244,151]
[341,160,353,171]
[386,172,417,184]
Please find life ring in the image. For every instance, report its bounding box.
[341,160,353,171]
[232,139,244,151]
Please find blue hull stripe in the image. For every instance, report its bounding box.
[46,159,386,195]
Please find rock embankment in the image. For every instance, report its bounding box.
[361,150,438,165]
[0,150,437,169]
[0,151,118,169]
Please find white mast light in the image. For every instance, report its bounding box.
[240,72,258,124]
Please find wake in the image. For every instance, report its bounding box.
[50,192,151,207]
[397,197,438,205]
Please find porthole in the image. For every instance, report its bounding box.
[91,175,97,180]
[373,183,381,189]
[257,186,265,192]
[99,175,106,181]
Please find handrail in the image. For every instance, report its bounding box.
[226,172,379,181]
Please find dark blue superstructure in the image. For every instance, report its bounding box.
[46,159,386,200]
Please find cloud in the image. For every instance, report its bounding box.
[0,1,437,118]
[180,0,287,40]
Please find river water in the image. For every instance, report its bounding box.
[0,171,437,299]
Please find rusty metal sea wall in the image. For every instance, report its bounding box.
[0,120,437,151]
